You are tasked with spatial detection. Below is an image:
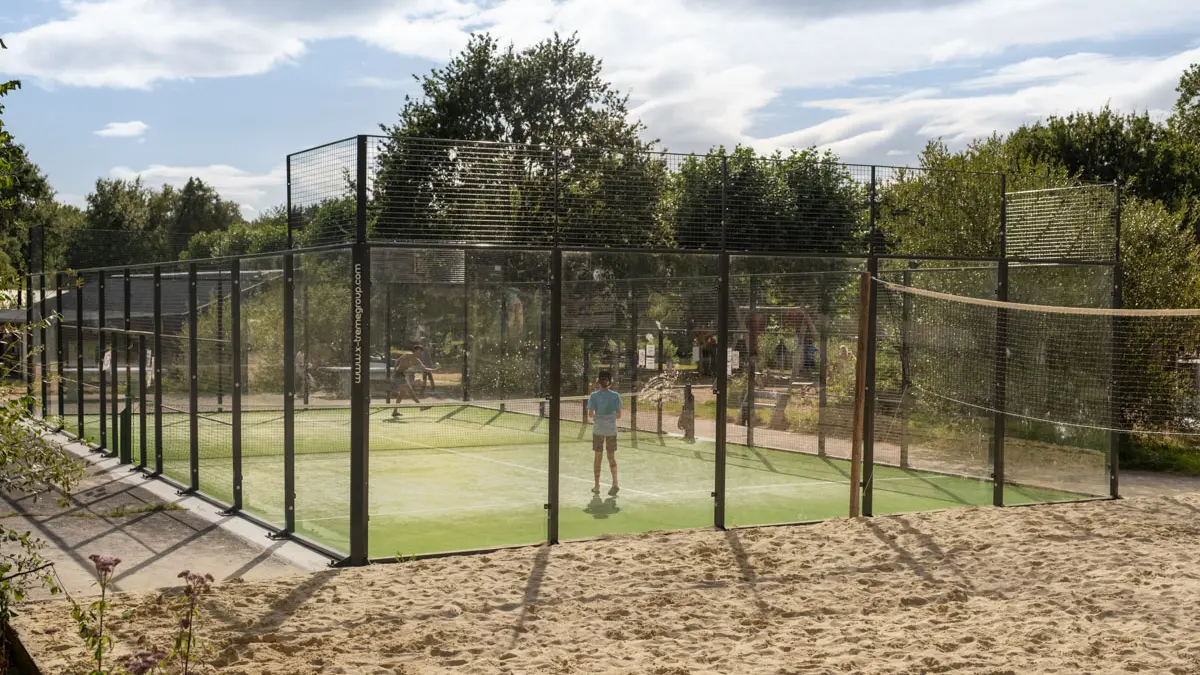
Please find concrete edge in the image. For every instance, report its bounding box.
[41,429,333,575]
[4,623,42,675]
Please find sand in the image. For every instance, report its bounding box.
[15,494,1200,675]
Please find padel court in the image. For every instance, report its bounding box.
[79,397,1083,558]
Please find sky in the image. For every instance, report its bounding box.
[2,0,1199,219]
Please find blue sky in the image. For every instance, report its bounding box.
[2,0,1200,218]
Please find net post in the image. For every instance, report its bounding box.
[231,257,243,512]
[714,250,730,529]
[138,334,147,469]
[347,134,371,565]
[98,272,106,450]
[282,252,296,534]
[39,273,47,417]
[547,247,563,545]
[850,271,869,518]
[1109,181,1122,499]
[991,174,1009,508]
[861,170,880,517]
[188,262,199,491]
[55,271,64,421]
[153,265,163,475]
[75,272,85,438]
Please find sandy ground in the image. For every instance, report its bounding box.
[14,493,1200,675]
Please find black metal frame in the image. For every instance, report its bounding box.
[21,135,1124,567]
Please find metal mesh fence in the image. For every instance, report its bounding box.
[288,138,359,249]
[1007,185,1119,262]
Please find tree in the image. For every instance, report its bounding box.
[183,205,288,259]
[1172,63,1200,142]
[167,177,243,256]
[69,178,156,269]
[373,32,665,250]
[0,141,53,281]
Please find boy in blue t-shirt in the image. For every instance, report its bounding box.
[587,370,623,496]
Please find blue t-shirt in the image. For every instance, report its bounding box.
[587,389,623,436]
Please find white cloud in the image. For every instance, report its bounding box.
[94,120,149,138]
[109,163,286,207]
[354,75,416,90]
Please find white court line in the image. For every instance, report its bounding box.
[306,414,663,498]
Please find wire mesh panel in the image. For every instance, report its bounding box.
[725,257,864,526]
[368,246,551,557]
[289,139,359,248]
[157,263,193,485]
[873,261,1000,515]
[558,252,718,541]
[191,262,236,503]
[292,248,352,554]
[876,167,1005,258]
[237,255,288,530]
[75,272,103,446]
[1005,263,1113,500]
[1007,185,1118,262]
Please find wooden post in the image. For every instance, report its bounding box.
[849,271,870,518]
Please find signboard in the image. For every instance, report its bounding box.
[638,348,646,368]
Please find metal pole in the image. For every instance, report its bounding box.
[899,263,914,468]
[850,272,869,518]
[153,266,163,475]
[715,251,730,529]
[286,154,294,250]
[282,253,296,532]
[75,272,84,438]
[348,133,371,564]
[124,269,131,404]
[188,262,199,491]
[1109,181,1122,499]
[714,153,728,529]
[98,273,107,450]
[110,280,120,457]
[547,248,562,544]
[861,167,880,517]
[992,174,1008,507]
[56,272,64,421]
[231,258,243,511]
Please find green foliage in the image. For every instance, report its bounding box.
[0,37,21,210]
[184,206,287,259]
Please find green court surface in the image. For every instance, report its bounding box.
[79,402,1084,558]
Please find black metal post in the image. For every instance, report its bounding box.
[124,269,131,405]
[348,134,371,564]
[899,263,914,468]
[110,294,120,457]
[98,273,107,450]
[75,273,84,438]
[231,258,243,511]
[992,175,1008,507]
[153,266,163,474]
[715,251,730,529]
[282,253,296,533]
[547,248,562,544]
[1109,182,1123,499]
[861,167,880,517]
[188,262,199,491]
[286,154,294,250]
[138,334,147,468]
[56,272,64,421]
[714,153,729,529]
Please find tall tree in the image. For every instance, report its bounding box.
[167,177,243,256]
[70,178,156,269]
[373,32,664,251]
[1172,63,1200,142]
[0,141,52,280]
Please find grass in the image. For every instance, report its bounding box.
[73,402,1094,559]
[1122,436,1200,475]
